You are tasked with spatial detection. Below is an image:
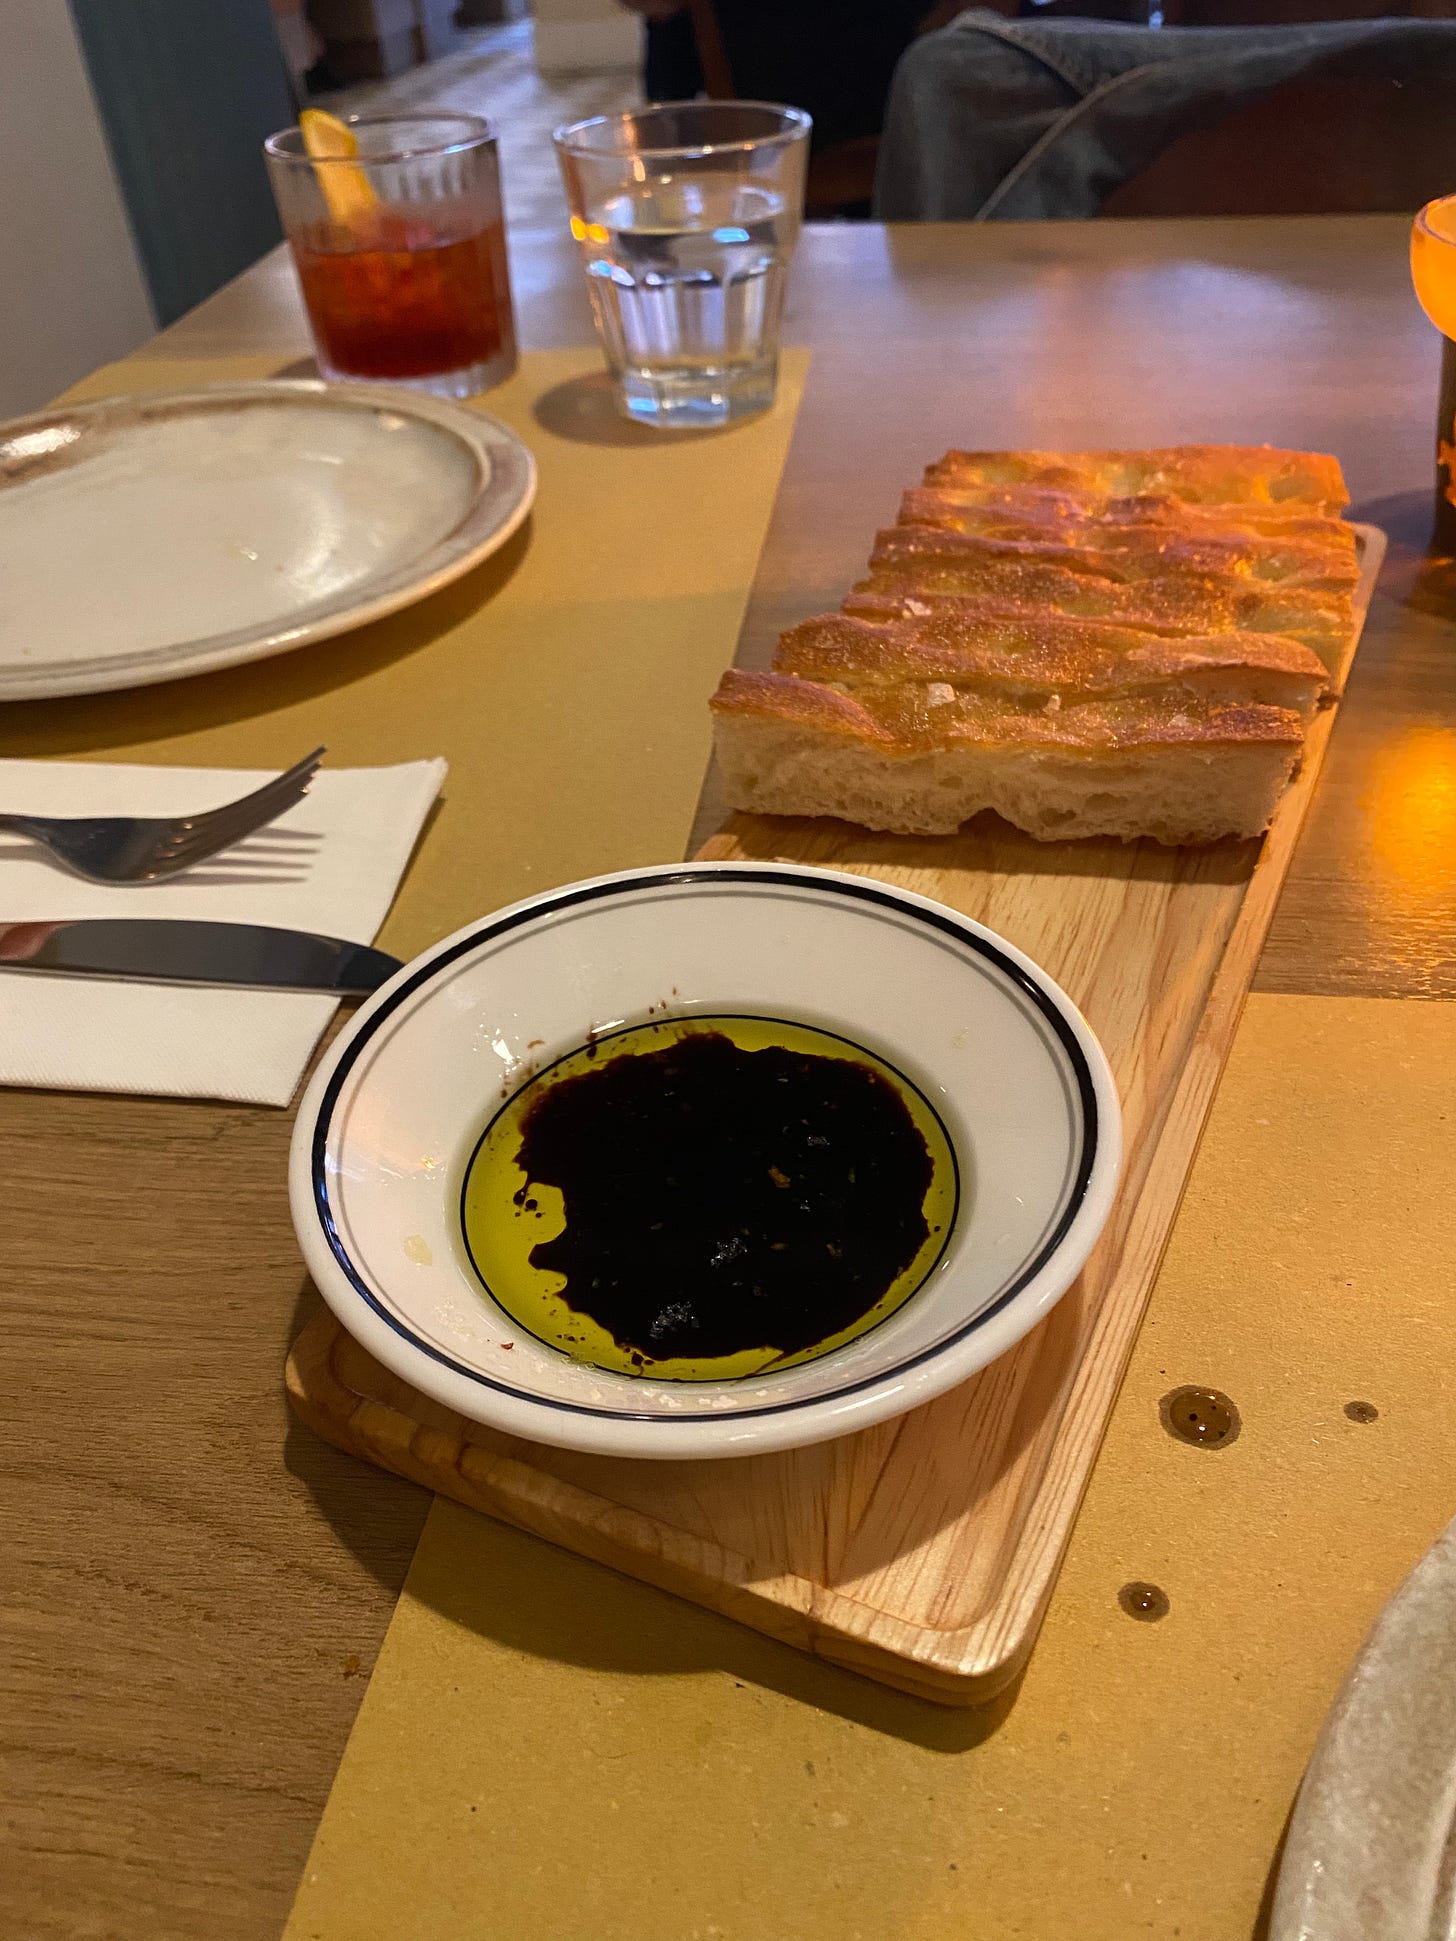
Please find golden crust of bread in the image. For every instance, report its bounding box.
[923,445,1349,513]
[710,445,1357,845]
[872,523,1360,594]
[774,608,1329,694]
[711,668,1304,755]
[900,484,1353,549]
[844,576,1353,669]
[843,574,1347,629]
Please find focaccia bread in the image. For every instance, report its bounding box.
[710,444,1358,846]
[898,484,1353,549]
[923,444,1349,512]
[773,609,1330,720]
[869,522,1359,599]
[712,669,1304,845]
[843,578,1353,673]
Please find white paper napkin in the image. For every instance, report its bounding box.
[0,758,445,1106]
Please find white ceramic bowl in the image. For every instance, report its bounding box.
[289,862,1121,1459]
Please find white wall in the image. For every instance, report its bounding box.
[532,0,640,78]
[0,1,156,417]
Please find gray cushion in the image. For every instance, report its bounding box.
[875,10,1456,220]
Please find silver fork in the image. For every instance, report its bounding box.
[0,747,326,885]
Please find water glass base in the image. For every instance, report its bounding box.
[615,360,777,431]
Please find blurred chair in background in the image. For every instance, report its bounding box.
[1171,1,1456,19]
[620,0,966,214]
[876,9,1456,220]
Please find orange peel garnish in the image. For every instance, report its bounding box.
[300,109,379,230]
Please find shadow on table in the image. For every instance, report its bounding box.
[533,370,743,448]
[281,1273,1028,1752]
[409,1503,1026,1754]
[1,518,533,755]
[287,1408,1024,1752]
[1356,486,1456,609]
[704,804,1258,888]
[289,1423,1024,1752]
[285,1362,1031,1753]
[282,1282,433,1598]
[1250,1794,1298,1941]
[1355,487,1438,566]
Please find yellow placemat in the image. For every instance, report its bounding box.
[5,349,809,958]
[284,993,1456,1941]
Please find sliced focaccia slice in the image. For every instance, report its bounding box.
[870,522,1360,598]
[899,483,1356,554]
[711,668,1303,845]
[922,445,1349,514]
[847,568,1355,673]
[772,609,1330,719]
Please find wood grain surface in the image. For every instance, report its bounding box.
[686,221,1456,1001]
[7,216,1456,1937]
[285,534,1382,1704]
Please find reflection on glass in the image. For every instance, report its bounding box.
[1411,198,1456,547]
[1412,196,1456,339]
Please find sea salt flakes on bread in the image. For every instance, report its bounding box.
[774,609,1329,720]
[898,484,1354,551]
[922,444,1349,512]
[869,521,1358,601]
[843,578,1353,676]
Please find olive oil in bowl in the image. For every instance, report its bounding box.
[460,1015,958,1381]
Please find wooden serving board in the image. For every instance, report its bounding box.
[286,529,1383,1706]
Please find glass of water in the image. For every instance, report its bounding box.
[554,102,811,430]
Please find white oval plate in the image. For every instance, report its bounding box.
[289,862,1122,1460]
[0,379,535,699]
[1273,1513,1456,1941]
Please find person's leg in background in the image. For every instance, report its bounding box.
[622,0,703,101]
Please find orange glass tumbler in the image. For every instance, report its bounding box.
[1412,196,1456,549]
[265,112,516,400]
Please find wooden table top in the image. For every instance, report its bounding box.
[7,214,1455,1940]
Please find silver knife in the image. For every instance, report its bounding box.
[0,919,402,994]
